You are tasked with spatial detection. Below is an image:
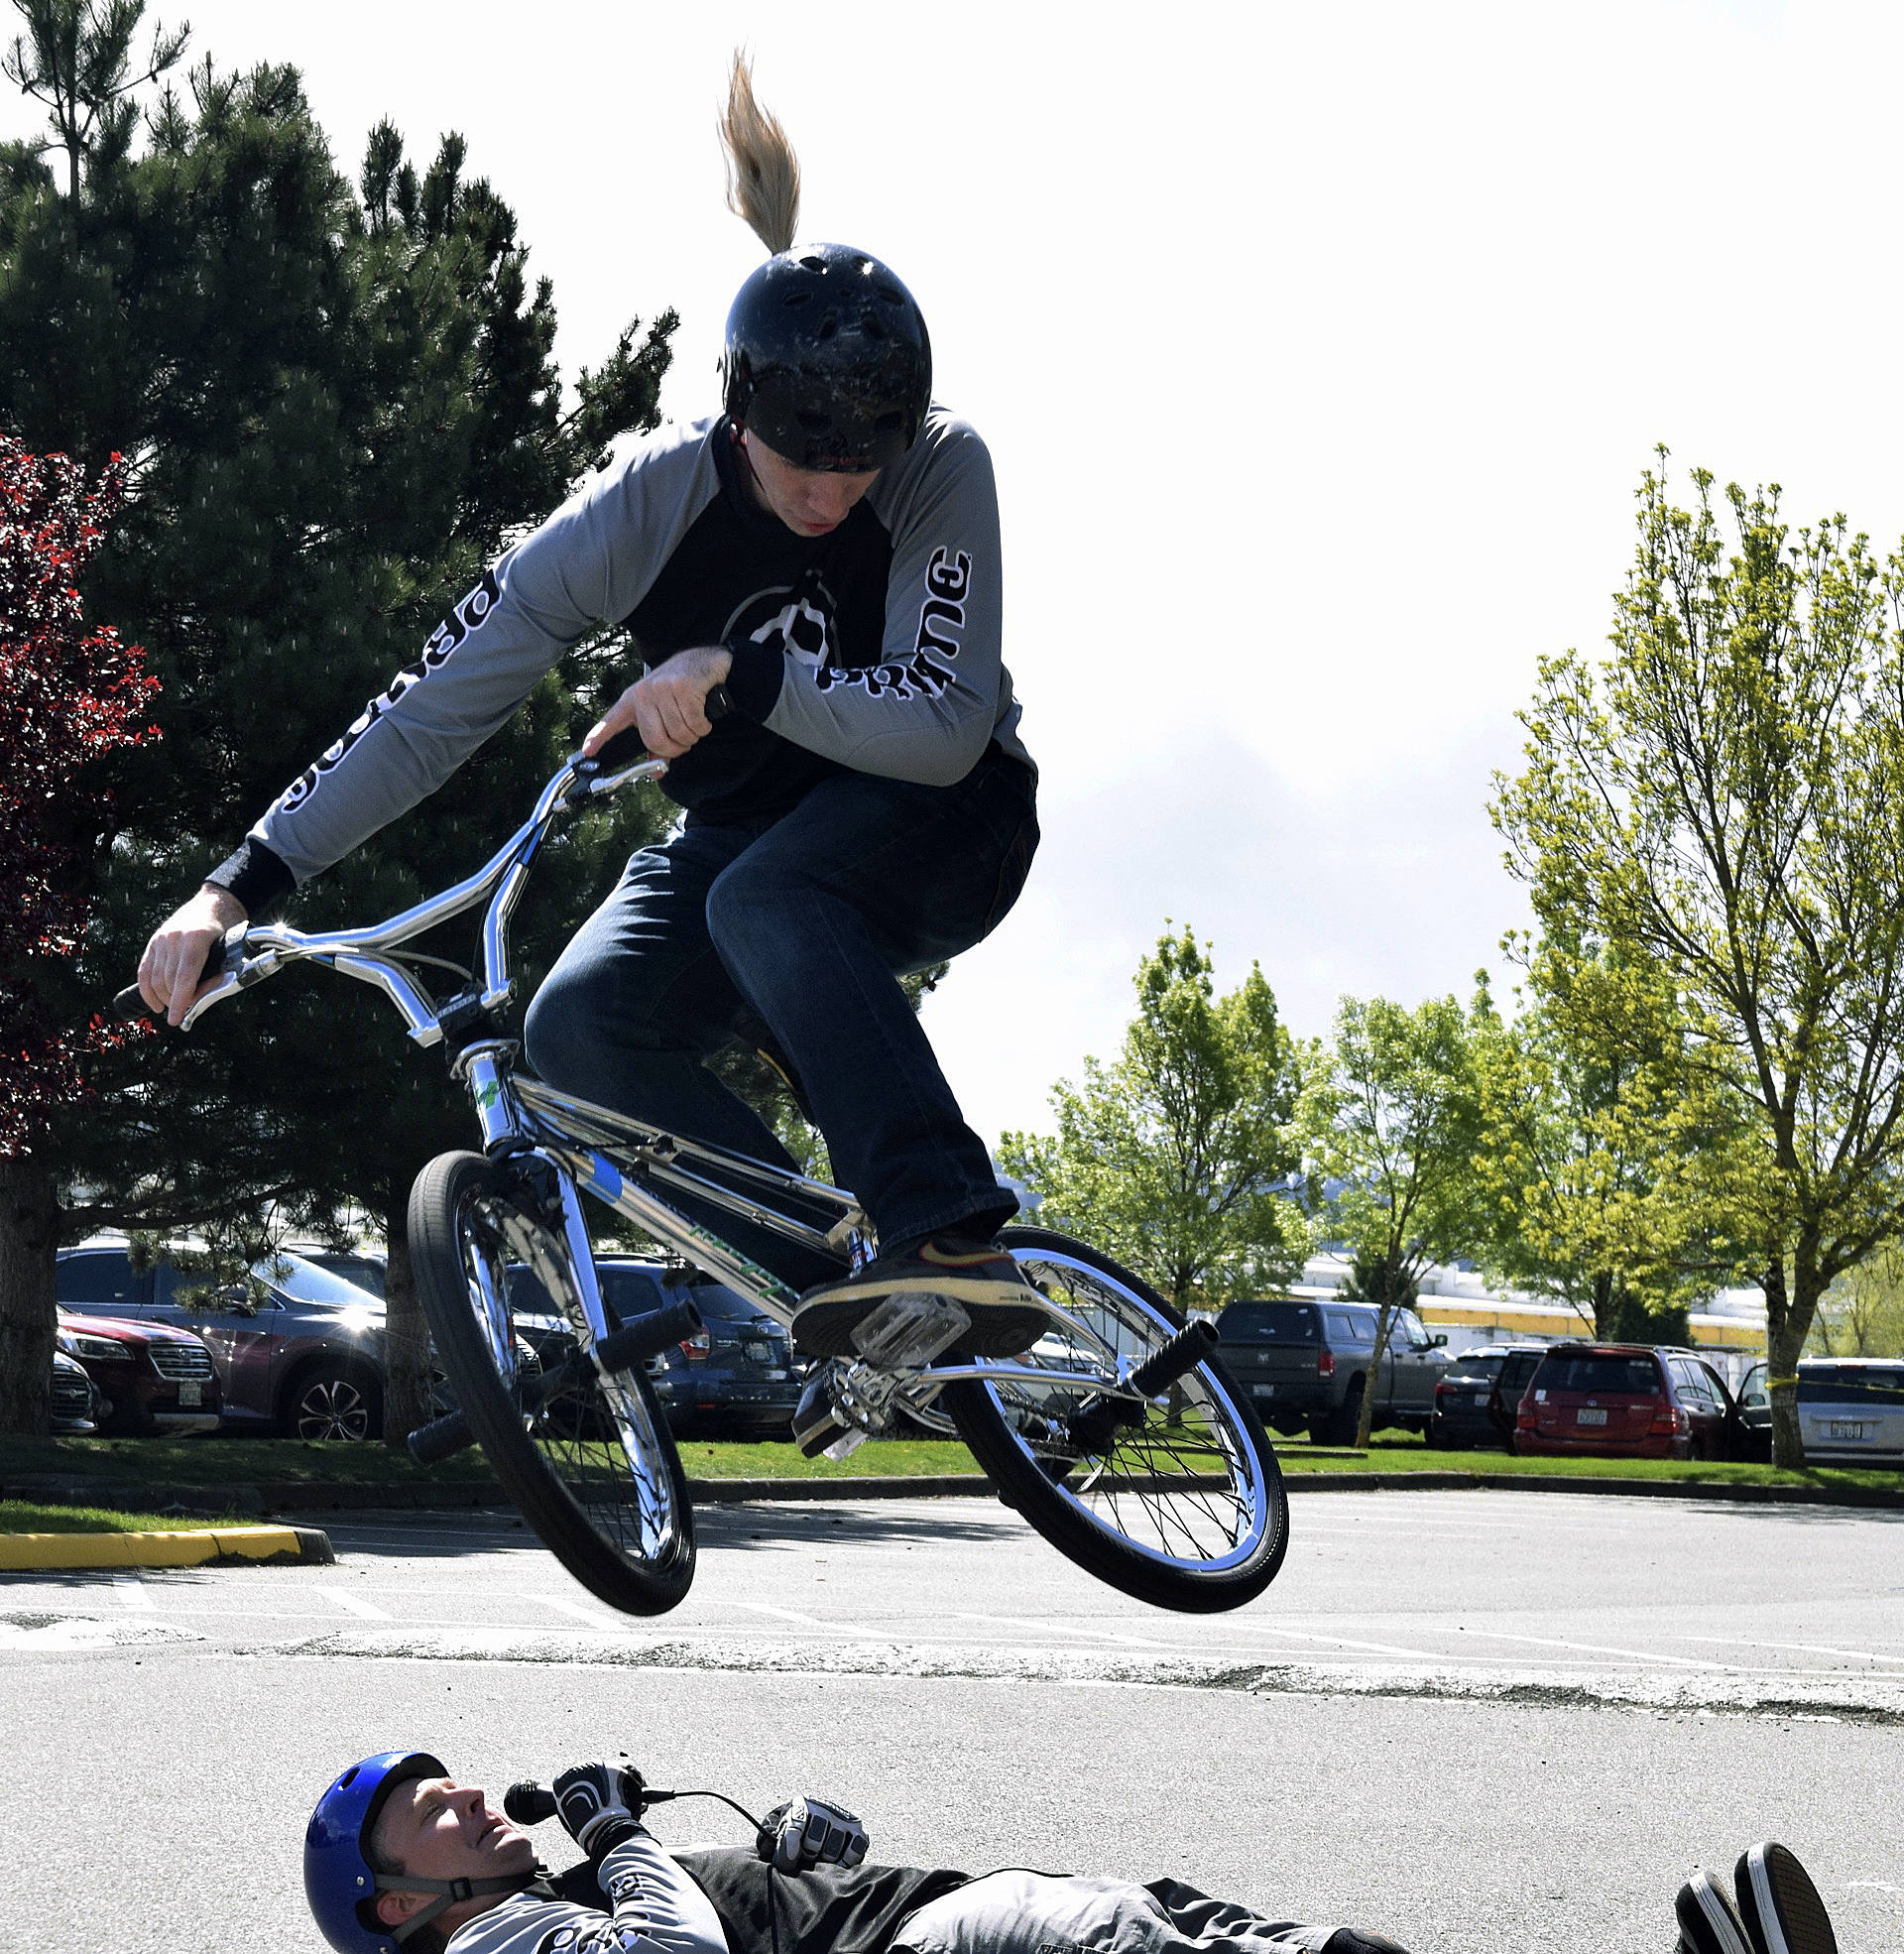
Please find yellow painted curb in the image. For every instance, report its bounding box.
[0,1526,329,1571]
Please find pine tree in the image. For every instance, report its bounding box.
[0,4,677,1438]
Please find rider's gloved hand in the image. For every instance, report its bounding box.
[553,1764,647,1857]
[756,1797,869,1875]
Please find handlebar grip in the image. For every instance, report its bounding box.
[582,683,734,774]
[111,934,233,1025]
[504,1782,559,1825]
[594,1301,704,1375]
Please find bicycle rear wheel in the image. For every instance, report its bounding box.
[409,1151,696,1615]
[941,1227,1288,1613]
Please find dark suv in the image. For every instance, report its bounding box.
[1429,1342,1548,1450]
[1214,1297,1455,1444]
[510,1258,802,1438]
[57,1241,390,1440]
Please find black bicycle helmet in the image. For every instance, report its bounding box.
[722,242,931,472]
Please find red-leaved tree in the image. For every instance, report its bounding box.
[0,438,158,1434]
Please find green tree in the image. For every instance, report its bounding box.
[1495,456,1904,1466]
[1000,925,1308,1313]
[0,3,676,1438]
[1473,932,1746,1343]
[1808,1246,1904,1358]
[1305,986,1490,1447]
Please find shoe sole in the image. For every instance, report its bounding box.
[1735,1844,1838,1954]
[1677,1874,1753,1954]
[792,1289,1050,1361]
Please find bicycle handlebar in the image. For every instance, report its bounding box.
[110,681,734,1035]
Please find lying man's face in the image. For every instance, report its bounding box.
[372,1775,536,1934]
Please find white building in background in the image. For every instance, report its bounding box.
[1288,1252,1767,1381]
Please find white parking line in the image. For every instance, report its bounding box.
[1225,1622,1462,1662]
[111,1575,153,1611]
[1452,1628,1752,1670]
[955,1613,1171,1649]
[533,1594,624,1630]
[311,1586,391,1621]
[729,1601,885,1639]
[1673,1634,1904,1666]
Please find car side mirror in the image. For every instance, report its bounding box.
[1430,1334,1448,1347]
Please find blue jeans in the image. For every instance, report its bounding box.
[524,744,1039,1290]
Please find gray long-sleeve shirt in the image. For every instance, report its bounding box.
[208,410,1032,915]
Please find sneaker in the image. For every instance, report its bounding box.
[791,1235,1049,1360]
[1733,1844,1838,1954]
[1677,1872,1753,1954]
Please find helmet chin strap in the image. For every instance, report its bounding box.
[379,1867,538,1941]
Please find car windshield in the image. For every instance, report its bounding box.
[1217,1303,1318,1342]
[1539,1354,1662,1396]
[251,1252,382,1308]
[685,1280,775,1323]
[1798,1366,1904,1401]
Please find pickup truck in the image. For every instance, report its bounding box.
[1213,1296,1456,1444]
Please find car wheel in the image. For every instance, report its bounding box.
[1311,1378,1366,1447]
[285,1365,383,1442]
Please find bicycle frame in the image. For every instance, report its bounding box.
[180,744,1119,1406]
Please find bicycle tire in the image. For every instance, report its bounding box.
[409,1150,696,1615]
[940,1226,1288,1613]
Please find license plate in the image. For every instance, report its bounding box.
[765,1368,788,1381]
[741,1341,771,1363]
[178,1381,202,1406]
[1253,1385,1275,1399]
[1829,1420,1866,1440]
[1474,1392,1490,1405]
[1576,1406,1607,1425]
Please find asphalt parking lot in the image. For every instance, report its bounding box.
[4,1487,1901,1954]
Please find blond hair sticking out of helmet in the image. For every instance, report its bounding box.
[720,52,800,256]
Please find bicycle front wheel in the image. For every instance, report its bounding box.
[409,1151,696,1615]
[941,1227,1288,1613]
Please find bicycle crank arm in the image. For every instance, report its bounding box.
[1062,1318,1221,1457]
[408,1300,705,1465]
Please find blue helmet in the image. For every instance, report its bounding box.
[305,1751,532,1953]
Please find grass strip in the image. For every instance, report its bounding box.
[0,1498,234,1534]
[2,1433,1894,1497]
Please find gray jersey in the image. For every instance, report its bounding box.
[211,410,1031,914]
[446,1832,730,1954]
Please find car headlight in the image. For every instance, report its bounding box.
[60,1331,127,1362]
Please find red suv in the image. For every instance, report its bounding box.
[1514,1342,1742,1461]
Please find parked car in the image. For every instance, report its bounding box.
[296,1248,389,1298]
[1428,1342,1548,1450]
[1514,1342,1744,1460]
[54,1307,222,1436]
[1213,1297,1456,1444]
[50,1348,100,1434]
[1792,1358,1904,1466]
[57,1241,388,1440]
[509,1258,802,1439]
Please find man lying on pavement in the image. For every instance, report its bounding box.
[302,1750,1840,1954]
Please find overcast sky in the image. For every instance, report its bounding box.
[10,0,1904,1150]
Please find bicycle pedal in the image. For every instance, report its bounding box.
[850,1290,971,1368]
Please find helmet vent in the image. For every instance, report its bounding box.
[815,312,839,341]
[861,313,888,341]
[798,253,826,271]
[782,290,812,308]
[874,285,902,305]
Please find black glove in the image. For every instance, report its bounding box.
[552,1763,647,1858]
[756,1797,869,1875]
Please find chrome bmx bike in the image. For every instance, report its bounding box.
[124,734,1288,1616]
